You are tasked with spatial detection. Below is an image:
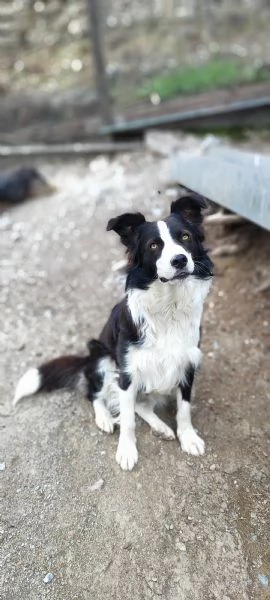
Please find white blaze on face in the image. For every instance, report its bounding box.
[156,221,194,281]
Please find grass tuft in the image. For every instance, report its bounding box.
[138,58,270,100]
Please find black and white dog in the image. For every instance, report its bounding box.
[14,192,213,470]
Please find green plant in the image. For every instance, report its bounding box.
[138,58,269,100]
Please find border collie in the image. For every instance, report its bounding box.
[14,191,213,471]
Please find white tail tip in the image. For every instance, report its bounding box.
[13,368,41,406]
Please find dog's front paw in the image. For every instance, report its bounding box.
[116,435,138,471]
[95,410,114,434]
[93,400,114,434]
[178,427,205,456]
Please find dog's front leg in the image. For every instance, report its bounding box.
[177,365,205,456]
[116,373,138,471]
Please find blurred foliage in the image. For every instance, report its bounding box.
[138,58,270,100]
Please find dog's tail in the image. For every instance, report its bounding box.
[13,339,109,407]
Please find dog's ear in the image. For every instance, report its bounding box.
[106,212,145,246]
[171,194,207,225]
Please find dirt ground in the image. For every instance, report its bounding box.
[1,143,270,599]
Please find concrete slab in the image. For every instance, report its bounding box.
[170,147,270,231]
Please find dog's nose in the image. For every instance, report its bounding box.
[171,254,188,269]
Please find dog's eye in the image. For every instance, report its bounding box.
[150,242,158,250]
[182,233,190,241]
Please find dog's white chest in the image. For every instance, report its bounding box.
[130,319,201,394]
[126,280,210,394]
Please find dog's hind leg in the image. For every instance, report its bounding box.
[86,351,117,435]
[136,398,175,440]
[93,396,114,434]
[176,366,205,456]
[115,377,138,471]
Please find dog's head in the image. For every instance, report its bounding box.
[107,192,213,289]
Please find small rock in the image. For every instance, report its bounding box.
[209,464,216,471]
[111,259,126,273]
[13,221,25,233]
[0,214,11,230]
[146,130,181,156]
[89,156,109,173]
[150,93,160,106]
[151,206,163,217]
[44,309,53,319]
[17,343,25,352]
[200,134,220,153]
[178,542,187,552]
[68,221,76,230]
[43,573,54,583]
[11,231,22,242]
[0,462,6,471]
[89,478,104,492]
[34,231,43,242]
[123,542,132,550]
[258,574,268,587]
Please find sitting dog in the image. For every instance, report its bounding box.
[14,191,213,471]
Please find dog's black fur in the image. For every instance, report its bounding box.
[0,167,54,206]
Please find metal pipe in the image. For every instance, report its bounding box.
[100,97,270,135]
[0,141,143,157]
[87,0,113,126]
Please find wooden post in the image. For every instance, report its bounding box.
[87,0,113,127]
